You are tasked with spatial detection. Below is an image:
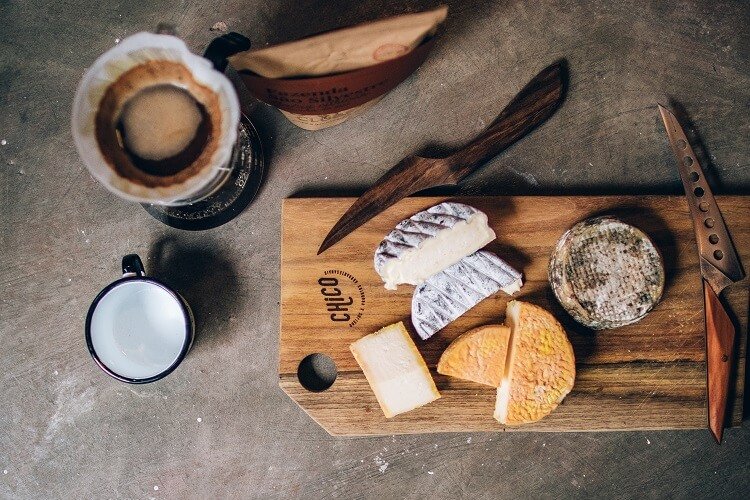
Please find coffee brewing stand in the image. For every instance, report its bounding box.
[142,32,265,230]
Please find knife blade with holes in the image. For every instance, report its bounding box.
[658,104,745,443]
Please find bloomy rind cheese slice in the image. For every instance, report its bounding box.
[412,251,523,340]
[494,301,575,425]
[437,325,510,387]
[548,216,665,330]
[350,322,440,418]
[374,202,496,290]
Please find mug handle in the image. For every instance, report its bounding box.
[122,254,146,278]
[153,24,251,73]
[203,33,252,73]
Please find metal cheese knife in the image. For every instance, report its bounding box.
[658,104,745,443]
[318,60,567,254]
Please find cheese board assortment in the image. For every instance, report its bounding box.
[280,195,748,436]
[355,200,573,425]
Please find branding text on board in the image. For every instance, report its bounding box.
[318,270,365,327]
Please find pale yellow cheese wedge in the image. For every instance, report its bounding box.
[494,300,576,425]
[437,325,510,387]
[350,322,440,418]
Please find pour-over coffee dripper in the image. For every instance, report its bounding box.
[142,31,265,230]
[71,28,265,230]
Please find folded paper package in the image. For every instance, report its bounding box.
[229,6,448,130]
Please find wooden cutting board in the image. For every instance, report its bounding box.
[280,196,748,436]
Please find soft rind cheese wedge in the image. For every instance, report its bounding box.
[374,202,496,290]
[494,301,575,425]
[411,251,523,340]
[437,325,510,387]
[350,322,440,418]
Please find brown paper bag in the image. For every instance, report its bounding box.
[229,6,448,130]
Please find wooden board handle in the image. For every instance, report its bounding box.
[704,282,736,443]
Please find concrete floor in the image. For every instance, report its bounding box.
[1,0,749,498]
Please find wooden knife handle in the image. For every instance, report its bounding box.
[445,60,566,182]
[704,282,736,443]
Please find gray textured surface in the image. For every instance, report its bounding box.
[1,0,749,498]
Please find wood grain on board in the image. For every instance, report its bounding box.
[280,196,748,436]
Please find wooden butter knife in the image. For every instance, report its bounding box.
[318,60,567,254]
[658,104,745,443]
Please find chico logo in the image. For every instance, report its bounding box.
[318,270,365,327]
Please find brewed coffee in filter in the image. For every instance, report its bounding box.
[119,85,204,163]
[229,6,448,130]
[72,32,240,205]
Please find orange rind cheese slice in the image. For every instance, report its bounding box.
[494,300,576,425]
[437,325,510,387]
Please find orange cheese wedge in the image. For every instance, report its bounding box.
[494,300,576,425]
[437,325,510,387]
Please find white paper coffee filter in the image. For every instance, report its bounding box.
[71,32,240,204]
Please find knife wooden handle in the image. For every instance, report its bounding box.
[704,282,736,443]
[445,60,566,182]
[318,60,567,255]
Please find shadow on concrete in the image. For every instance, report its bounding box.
[286,181,725,199]
[259,1,500,48]
[146,236,242,350]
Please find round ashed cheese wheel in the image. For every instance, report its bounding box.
[548,216,665,330]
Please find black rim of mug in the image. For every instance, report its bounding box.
[85,276,194,384]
